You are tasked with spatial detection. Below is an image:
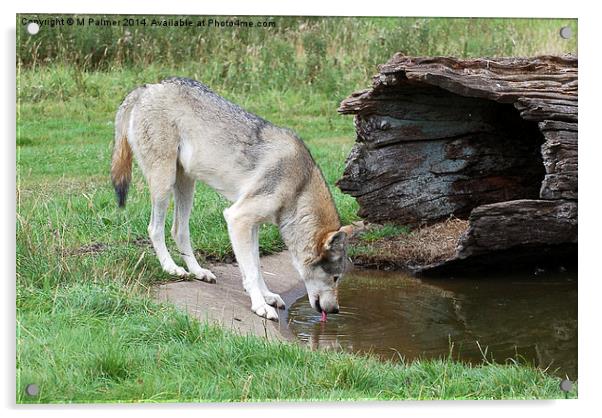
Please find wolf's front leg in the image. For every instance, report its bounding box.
[258,279,285,309]
[249,221,285,310]
[224,207,279,321]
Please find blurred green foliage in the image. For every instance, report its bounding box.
[18,15,577,98]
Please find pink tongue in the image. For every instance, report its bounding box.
[320,311,327,322]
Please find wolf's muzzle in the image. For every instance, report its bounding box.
[315,296,339,314]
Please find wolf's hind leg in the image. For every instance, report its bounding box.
[172,168,216,283]
[146,163,188,278]
[148,192,188,277]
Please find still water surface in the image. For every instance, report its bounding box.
[287,269,577,379]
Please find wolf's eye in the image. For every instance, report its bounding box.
[333,275,340,283]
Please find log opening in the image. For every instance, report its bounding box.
[339,84,547,225]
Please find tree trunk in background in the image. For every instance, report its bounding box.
[338,54,577,274]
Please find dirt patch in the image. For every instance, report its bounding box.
[196,251,237,264]
[349,217,469,270]
[131,236,152,247]
[68,237,153,256]
[67,242,109,256]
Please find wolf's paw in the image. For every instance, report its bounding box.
[264,293,285,310]
[165,264,189,277]
[192,268,217,284]
[252,303,279,321]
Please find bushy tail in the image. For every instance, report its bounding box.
[111,87,144,208]
[111,133,132,208]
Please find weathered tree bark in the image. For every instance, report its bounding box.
[457,199,577,256]
[338,54,578,273]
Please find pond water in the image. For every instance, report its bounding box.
[287,269,577,379]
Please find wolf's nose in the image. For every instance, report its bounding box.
[332,307,339,314]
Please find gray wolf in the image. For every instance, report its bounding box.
[111,77,351,321]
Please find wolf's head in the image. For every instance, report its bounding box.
[300,225,353,316]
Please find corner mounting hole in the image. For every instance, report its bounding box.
[26,22,40,35]
[25,383,39,396]
[560,379,573,392]
[559,26,572,39]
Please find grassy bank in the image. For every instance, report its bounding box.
[17,16,578,402]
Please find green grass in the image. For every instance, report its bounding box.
[17,16,578,402]
[18,281,573,403]
[358,224,411,243]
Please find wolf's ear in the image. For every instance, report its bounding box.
[321,226,351,260]
[339,224,354,238]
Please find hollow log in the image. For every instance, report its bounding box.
[338,54,578,273]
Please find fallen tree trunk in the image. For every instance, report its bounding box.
[338,54,578,274]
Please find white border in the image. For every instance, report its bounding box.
[3,1,599,417]
[6,0,581,18]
